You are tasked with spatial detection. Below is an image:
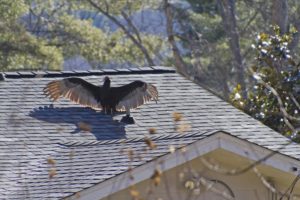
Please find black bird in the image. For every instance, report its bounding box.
[43,76,158,123]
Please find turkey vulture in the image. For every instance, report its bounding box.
[43,76,158,123]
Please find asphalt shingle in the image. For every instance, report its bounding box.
[0,67,299,199]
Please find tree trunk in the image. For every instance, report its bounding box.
[163,0,189,77]
[271,0,289,34]
[217,0,246,98]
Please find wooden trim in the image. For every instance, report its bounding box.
[65,131,300,200]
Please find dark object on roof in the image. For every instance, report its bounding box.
[43,76,158,123]
[0,73,4,81]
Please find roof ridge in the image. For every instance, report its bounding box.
[2,66,175,79]
[58,130,219,147]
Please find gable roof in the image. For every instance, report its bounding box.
[1,66,299,199]
[65,131,300,200]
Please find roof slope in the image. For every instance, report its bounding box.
[0,67,299,199]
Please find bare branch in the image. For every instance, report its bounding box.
[271,0,289,34]
[217,0,247,98]
[289,93,300,111]
[163,0,189,77]
[179,147,236,200]
[200,139,292,176]
[252,167,277,193]
[240,10,259,36]
[86,0,155,66]
[279,173,300,200]
[121,11,142,44]
[283,117,296,133]
[198,176,235,200]
[252,71,300,122]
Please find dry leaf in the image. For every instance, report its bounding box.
[176,123,191,133]
[169,145,175,153]
[128,149,134,161]
[130,190,139,198]
[151,169,162,186]
[148,128,157,134]
[173,112,182,122]
[185,180,195,190]
[77,122,92,132]
[49,168,57,179]
[129,186,140,199]
[47,157,56,165]
[144,137,156,150]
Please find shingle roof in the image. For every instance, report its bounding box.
[0,66,299,199]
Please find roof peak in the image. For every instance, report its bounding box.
[1,66,175,79]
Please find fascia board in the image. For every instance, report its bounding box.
[66,131,300,200]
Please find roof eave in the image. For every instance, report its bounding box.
[65,131,300,200]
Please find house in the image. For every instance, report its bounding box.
[1,66,300,200]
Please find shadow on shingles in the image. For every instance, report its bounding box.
[29,105,127,140]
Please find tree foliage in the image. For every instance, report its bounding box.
[162,0,300,139]
[231,26,300,139]
[3,0,300,77]
[0,0,63,70]
[169,0,300,98]
[0,0,167,70]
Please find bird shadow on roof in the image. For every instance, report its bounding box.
[29,105,127,140]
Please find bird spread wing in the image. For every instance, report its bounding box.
[43,78,102,109]
[114,81,158,111]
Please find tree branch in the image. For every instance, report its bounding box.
[289,93,300,111]
[121,11,142,44]
[199,138,293,176]
[86,0,155,66]
[240,10,259,36]
[279,174,300,200]
[271,0,289,34]
[252,71,300,122]
[163,0,189,77]
[217,0,247,98]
